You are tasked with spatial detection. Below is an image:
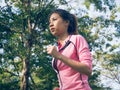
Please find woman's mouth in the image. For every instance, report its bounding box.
[50,28,55,32]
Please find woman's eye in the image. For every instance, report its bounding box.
[49,18,57,24]
[53,18,57,21]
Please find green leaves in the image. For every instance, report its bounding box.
[0,0,120,89]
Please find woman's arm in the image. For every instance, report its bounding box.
[47,45,92,76]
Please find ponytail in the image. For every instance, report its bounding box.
[68,14,78,35]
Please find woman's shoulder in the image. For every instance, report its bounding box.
[71,34,89,47]
[71,34,85,40]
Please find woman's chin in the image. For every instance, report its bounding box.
[51,33,57,36]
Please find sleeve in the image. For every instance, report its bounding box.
[76,35,92,71]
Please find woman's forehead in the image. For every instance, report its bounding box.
[50,13,61,19]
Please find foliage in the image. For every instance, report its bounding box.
[82,0,120,89]
[74,0,120,89]
[0,0,58,90]
[0,0,120,90]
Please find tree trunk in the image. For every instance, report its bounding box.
[20,0,31,90]
[20,58,29,90]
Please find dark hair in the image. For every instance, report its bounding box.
[49,9,78,35]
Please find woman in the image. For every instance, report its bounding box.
[47,9,92,90]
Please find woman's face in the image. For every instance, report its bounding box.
[49,13,69,37]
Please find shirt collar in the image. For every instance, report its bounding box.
[57,35,72,49]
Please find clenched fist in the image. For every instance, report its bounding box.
[47,45,60,59]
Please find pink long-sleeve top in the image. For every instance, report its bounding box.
[52,35,92,90]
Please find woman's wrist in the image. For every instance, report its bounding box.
[57,53,62,60]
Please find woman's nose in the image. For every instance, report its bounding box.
[49,22,53,27]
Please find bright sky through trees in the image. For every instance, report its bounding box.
[0,0,120,89]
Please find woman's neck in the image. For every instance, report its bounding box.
[57,34,69,45]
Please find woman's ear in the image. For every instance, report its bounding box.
[65,20,69,26]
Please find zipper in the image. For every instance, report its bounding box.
[52,36,72,90]
[53,58,63,90]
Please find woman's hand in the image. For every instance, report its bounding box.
[47,45,60,59]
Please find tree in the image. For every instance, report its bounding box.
[0,0,120,90]
[82,0,120,89]
[0,0,59,90]
[64,0,120,89]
